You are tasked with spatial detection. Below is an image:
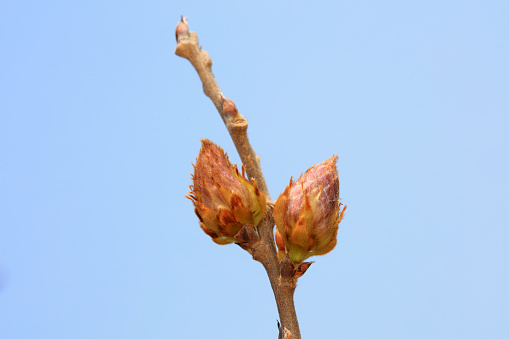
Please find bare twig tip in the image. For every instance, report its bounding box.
[234,224,260,246]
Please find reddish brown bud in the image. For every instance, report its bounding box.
[187,140,266,245]
[220,94,239,120]
[273,155,346,263]
[175,15,189,43]
[293,261,313,279]
[280,254,295,281]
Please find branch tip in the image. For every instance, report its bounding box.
[294,261,313,279]
[175,15,189,43]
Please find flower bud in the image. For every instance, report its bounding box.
[273,156,346,263]
[187,139,266,244]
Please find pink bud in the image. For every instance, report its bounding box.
[187,140,266,245]
[220,94,240,120]
[273,156,346,263]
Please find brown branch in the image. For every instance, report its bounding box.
[235,218,301,339]
[175,19,269,198]
[175,17,302,339]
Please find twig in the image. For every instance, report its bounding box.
[175,16,302,338]
[175,19,268,198]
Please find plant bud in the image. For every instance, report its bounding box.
[175,15,189,43]
[220,94,240,120]
[273,156,346,263]
[187,139,266,244]
[274,228,286,261]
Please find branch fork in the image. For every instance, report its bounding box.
[177,17,303,338]
[176,16,340,339]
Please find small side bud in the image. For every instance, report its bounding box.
[234,224,259,244]
[200,48,212,67]
[175,15,189,43]
[293,261,313,279]
[280,254,295,281]
[220,94,240,120]
[186,140,266,245]
[274,228,286,261]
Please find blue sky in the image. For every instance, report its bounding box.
[1,1,508,338]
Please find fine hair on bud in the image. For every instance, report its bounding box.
[273,155,346,263]
[187,139,266,245]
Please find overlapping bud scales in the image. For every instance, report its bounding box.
[274,156,346,263]
[187,139,266,245]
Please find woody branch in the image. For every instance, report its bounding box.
[175,16,302,339]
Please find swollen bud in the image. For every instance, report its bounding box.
[187,139,266,244]
[273,156,346,264]
[175,15,189,43]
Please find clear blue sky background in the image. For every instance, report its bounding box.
[1,1,508,338]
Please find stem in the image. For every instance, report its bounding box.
[175,19,301,339]
[175,30,268,198]
[253,217,301,339]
